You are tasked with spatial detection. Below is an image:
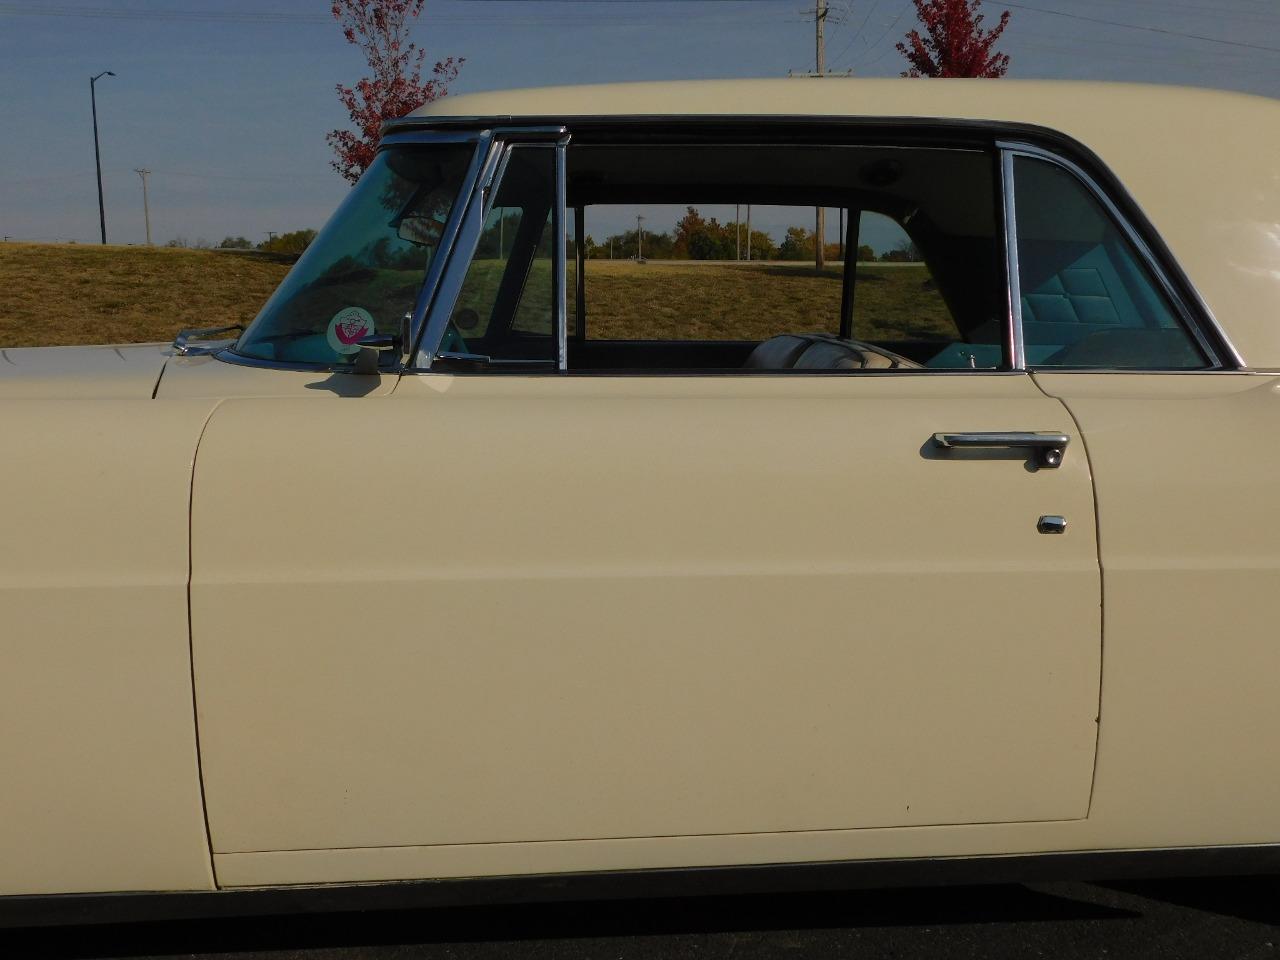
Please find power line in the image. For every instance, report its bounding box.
[143,168,334,184]
[1016,39,1257,69]
[1067,0,1280,20]
[1000,1,1280,54]
[0,3,331,23]
[0,0,795,25]
[847,0,913,70]
[830,0,882,67]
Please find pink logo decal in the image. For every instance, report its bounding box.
[334,315,370,345]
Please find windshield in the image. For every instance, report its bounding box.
[234,142,476,366]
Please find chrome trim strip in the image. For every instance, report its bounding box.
[414,136,565,370]
[402,131,490,365]
[997,139,1240,370]
[555,136,570,372]
[999,149,1026,371]
[414,137,510,369]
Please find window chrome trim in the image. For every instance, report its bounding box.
[555,137,569,372]
[412,136,509,368]
[413,135,565,370]
[997,140,1241,371]
[399,131,491,366]
[999,150,1026,371]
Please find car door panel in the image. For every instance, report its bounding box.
[0,399,217,896]
[191,372,1100,867]
[1034,372,1280,845]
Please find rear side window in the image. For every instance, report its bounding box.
[1012,156,1208,369]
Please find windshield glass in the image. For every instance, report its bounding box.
[234,142,476,366]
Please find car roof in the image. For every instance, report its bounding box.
[403,80,1280,370]
[407,77,1270,124]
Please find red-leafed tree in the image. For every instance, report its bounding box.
[896,0,1011,78]
[327,0,462,184]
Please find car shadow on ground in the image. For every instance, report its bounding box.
[2,884,1138,959]
[1100,875,1280,927]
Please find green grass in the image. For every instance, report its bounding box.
[0,243,957,349]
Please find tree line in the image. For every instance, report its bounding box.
[576,207,919,263]
[211,229,318,255]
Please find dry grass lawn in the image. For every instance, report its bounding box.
[574,260,957,342]
[0,243,957,349]
[0,243,290,347]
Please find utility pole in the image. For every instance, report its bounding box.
[746,205,751,262]
[636,214,645,261]
[814,0,826,272]
[134,168,152,246]
[90,70,115,245]
[736,203,741,261]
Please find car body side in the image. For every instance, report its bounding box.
[1,79,1279,905]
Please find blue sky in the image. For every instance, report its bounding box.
[0,0,1276,247]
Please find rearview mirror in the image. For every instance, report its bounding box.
[397,215,444,247]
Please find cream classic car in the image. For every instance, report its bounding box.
[4,79,1280,924]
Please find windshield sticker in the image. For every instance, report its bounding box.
[326,307,375,355]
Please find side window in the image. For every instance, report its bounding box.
[851,213,993,369]
[565,144,1007,374]
[1013,156,1208,369]
[576,204,844,343]
[439,146,557,368]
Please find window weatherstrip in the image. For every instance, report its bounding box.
[999,150,1026,371]
[997,140,1240,371]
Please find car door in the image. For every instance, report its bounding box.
[1008,144,1280,849]
[188,132,1102,886]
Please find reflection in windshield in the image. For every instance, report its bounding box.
[234,143,475,366]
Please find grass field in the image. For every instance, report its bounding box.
[0,243,955,349]
[0,243,291,347]
[572,260,956,342]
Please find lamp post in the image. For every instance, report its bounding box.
[90,70,115,245]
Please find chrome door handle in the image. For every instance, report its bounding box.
[932,431,1070,468]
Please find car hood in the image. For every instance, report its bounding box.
[0,343,173,399]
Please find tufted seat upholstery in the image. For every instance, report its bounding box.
[744,334,921,371]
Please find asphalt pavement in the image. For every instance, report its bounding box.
[5,876,1278,960]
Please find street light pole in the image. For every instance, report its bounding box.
[90,70,115,245]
